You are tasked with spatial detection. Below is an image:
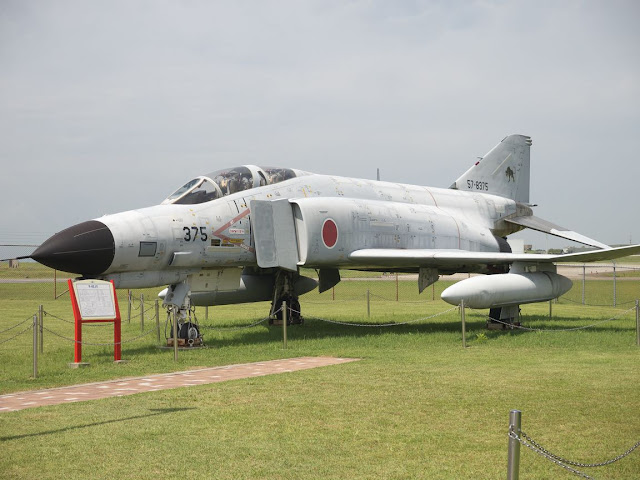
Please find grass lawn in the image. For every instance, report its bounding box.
[0,279,639,479]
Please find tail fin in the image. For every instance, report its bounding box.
[450,134,531,203]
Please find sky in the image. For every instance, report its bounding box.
[1,0,639,251]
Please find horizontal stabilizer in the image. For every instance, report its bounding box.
[505,216,609,249]
[349,244,640,269]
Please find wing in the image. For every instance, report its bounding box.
[348,245,640,269]
[504,215,609,249]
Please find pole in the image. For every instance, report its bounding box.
[282,300,288,349]
[549,299,552,319]
[461,299,466,348]
[507,410,522,480]
[582,265,586,305]
[432,283,435,301]
[396,273,399,302]
[32,314,38,378]
[636,300,639,347]
[155,300,160,344]
[613,263,617,307]
[39,304,44,354]
[127,290,132,323]
[173,309,178,362]
[332,286,335,301]
[205,305,209,321]
[54,269,57,300]
[140,294,145,332]
[367,289,370,318]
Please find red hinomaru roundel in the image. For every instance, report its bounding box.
[321,218,338,249]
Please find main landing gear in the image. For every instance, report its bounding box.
[269,270,304,325]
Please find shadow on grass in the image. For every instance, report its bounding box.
[199,311,636,348]
[0,407,196,441]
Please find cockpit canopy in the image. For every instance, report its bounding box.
[162,165,303,205]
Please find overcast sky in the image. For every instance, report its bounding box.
[1,0,639,250]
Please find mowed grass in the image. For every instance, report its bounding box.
[0,279,639,479]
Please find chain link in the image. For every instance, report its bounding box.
[41,325,159,346]
[519,430,640,468]
[199,317,271,331]
[509,427,640,479]
[487,306,635,332]
[0,315,33,334]
[509,428,594,479]
[0,324,33,345]
[301,306,458,328]
[560,296,637,307]
[44,310,112,327]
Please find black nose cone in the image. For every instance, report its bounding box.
[32,220,115,275]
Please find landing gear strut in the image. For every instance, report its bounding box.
[163,282,204,347]
[269,270,303,325]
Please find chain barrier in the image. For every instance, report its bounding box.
[560,296,637,307]
[0,323,33,346]
[299,306,458,328]
[509,426,640,479]
[0,315,33,334]
[199,317,271,332]
[44,310,110,327]
[41,324,159,346]
[197,307,281,332]
[487,306,635,332]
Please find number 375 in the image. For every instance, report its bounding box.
[183,226,208,242]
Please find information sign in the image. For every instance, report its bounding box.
[68,279,121,364]
[74,281,117,319]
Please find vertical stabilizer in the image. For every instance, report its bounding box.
[450,134,531,203]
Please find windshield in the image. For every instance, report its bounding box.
[162,165,301,205]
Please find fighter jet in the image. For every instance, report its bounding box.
[29,135,640,325]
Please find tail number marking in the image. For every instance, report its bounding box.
[467,180,488,191]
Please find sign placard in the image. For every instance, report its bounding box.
[68,279,121,364]
[73,281,117,319]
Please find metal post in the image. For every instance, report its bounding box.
[32,314,38,379]
[282,300,288,349]
[613,263,617,307]
[173,309,178,362]
[140,294,145,332]
[332,286,335,301]
[155,300,160,344]
[582,265,586,305]
[461,299,466,348]
[507,410,522,480]
[636,300,639,347]
[396,273,399,302]
[205,305,209,321]
[366,289,370,318]
[39,304,44,354]
[127,290,132,323]
[54,269,57,300]
[549,299,552,319]
[432,283,435,301]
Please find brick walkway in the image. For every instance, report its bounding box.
[0,357,358,413]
